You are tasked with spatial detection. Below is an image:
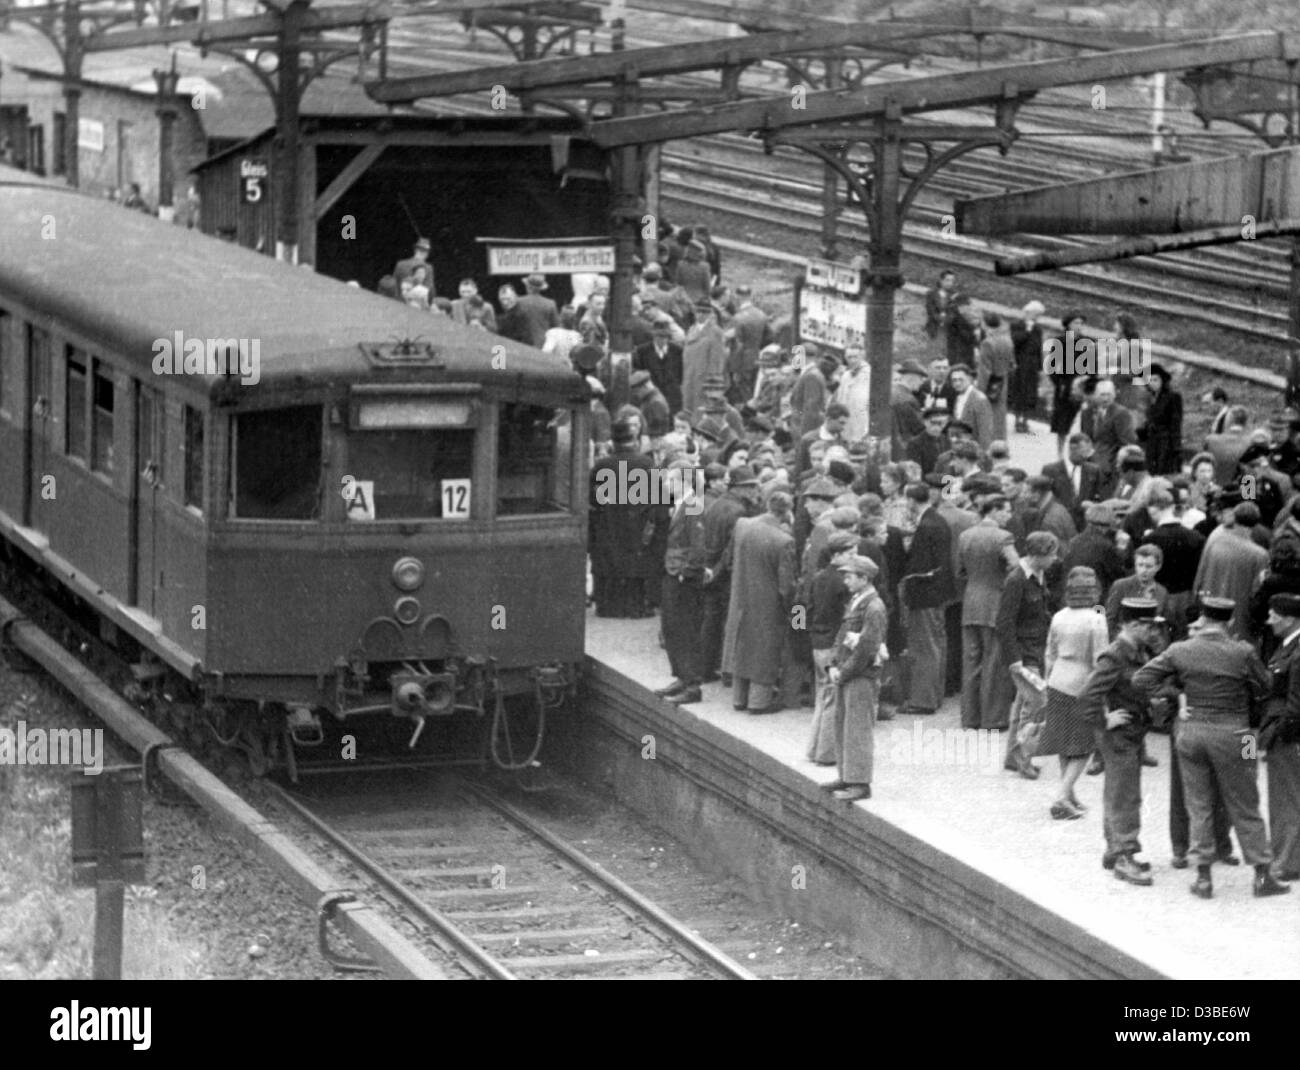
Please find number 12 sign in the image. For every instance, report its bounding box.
[441,479,471,519]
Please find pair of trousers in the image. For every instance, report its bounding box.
[1004,662,1046,764]
[903,605,946,712]
[733,677,776,711]
[700,581,730,675]
[661,575,705,686]
[944,603,963,696]
[807,647,839,763]
[1095,726,1143,861]
[835,675,877,786]
[1169,718,1232,859]
[1175,720,1272,867]
[960,625,1013,730]
[1268,741,1300,874]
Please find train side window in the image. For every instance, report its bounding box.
[65,348,87,461]
[91,360,114,473]
[497,402,573,516]
[232,406,321,520]
[183,405,204,511]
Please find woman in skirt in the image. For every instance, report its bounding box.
[1039,566,1110,820]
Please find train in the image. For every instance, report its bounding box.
[0,169,590,775]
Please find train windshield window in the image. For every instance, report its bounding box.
[497,403,572,516]
[66,348,87,461]
[233,406,322,520]
[347,429,474,520]
[92,360,114,474]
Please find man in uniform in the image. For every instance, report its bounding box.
[1133,596,1289,899]
[655,463,710,706]
[1076,598,1167,885]
[825,555,889,801]
[1261,593,1300,881]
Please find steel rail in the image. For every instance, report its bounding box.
[265,783,517,980]
[460,780,758,980]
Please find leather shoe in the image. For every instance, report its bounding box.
[1170,854,1189,869]
[1086,755,1104,776]
[654,680,687,697]
[1050,801,1082,820]
[1103,854,1152,872]
[1114,855,1154,886]
[749,702,785,716]
[832,784,871,801]
[1190,873,1213,899]
[732,704,748,711]
[1215,852,1240,866]
[1276,870,1300,881]
[666,688,702,705]
[1255,872,1291,898]
[1141,753,1158,767]
[720,673,733,687]
[820,780,847,793]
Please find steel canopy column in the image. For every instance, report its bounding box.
[63,0,83,188]
[820,57,842,260]
[153,59,180,221]
[608,140,640,412]
[275,0,308,263]
[866,107,903,447]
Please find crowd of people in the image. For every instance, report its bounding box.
[585,265,1300,897]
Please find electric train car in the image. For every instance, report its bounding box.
[0,172,590,773]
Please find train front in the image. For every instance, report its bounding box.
[206,338,590,770]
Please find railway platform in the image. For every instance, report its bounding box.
[569,419,1300,980]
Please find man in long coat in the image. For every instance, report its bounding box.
[723,492,796,714]
[899,482,956,715]
[681,301,728,415]
[588,421,656,617]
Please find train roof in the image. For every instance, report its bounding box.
[0,180,587,401]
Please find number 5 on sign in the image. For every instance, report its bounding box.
[441,479,471,519]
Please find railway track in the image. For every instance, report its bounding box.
[267,775,757,980]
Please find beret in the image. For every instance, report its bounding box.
[837,554,879,578]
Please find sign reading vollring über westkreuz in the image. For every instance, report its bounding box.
[486,243,616,275]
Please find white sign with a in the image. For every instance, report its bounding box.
[440,478,471,519]
[487,245,615,275]
[77,119,104,153]
[805,257,863,296]
[344,480,376,521]
[799,288,867,351]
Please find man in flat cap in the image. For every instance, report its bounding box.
[892,359,928,460]
[1134,596,1288,898]
[629,369,672,439]
[656,462,711,706]
[1061,501,1126,608]
[1239,443,1290,527]
[692,374,744,442]
[825,554,888,801]
[1077,598,1169,884]
[1261,593,1300,881]
[906,406,952,477]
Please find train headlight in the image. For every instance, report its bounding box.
[394,597,422,626]
[392,556,425,592]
